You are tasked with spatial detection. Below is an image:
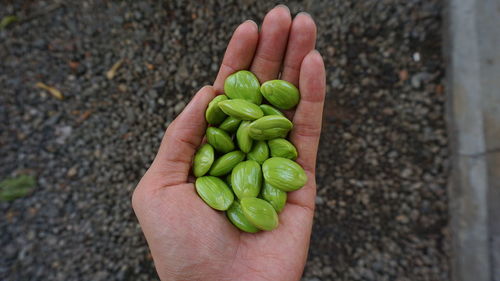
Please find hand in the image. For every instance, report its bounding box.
[132,5,326,281]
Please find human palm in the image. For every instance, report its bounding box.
[132,5,326,281]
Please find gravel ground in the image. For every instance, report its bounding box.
[0,0,449,280]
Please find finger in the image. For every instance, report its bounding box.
[286,50,325,210]
[148,86,216,187]
[213,20,259,93]
[250,5,292,82]
[290,50,325,173]
[280,12,317,87]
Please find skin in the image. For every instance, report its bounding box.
[132,5,325,281]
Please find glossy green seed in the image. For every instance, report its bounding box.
[268,138,298,160]
[231,160,262,199]
[226,201,260,233]
[248,115,293,140]
[240,197,279,231]
[206,127,234,153]
[225,173,232,188]
[218,99,264,121]
[209,151,245,176]
[259,104,285,116]
[193,144,215,177]
[195,176,234,211]
[224,70,262,104]
[236,121,253,153]
[205,95,228,125]
[261,181,287,213]
[260,80,300,110]
[262,157,307,192]
[247,141,269,165]
[219,116,242,133]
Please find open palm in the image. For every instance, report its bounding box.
[132,5,326,281]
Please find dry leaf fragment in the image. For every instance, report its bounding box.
[0,174,36,202]
[0,15,18,29]
[5,210,17,223]
[399,69,409,82]
[68,61,80,70]
[76,110,92,123]
[35,82,64,100]
[106,59,124,80]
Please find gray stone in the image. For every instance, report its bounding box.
[445,0,500,280]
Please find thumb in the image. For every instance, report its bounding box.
[147,86,216,188]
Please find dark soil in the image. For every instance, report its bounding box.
[0,1,449,280]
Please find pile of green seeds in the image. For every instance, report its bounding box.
[193,70,307,232]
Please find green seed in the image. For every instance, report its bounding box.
[225,173,232,188]
[240,197,279,231]
[219,116,242,133]
[259,104,285,116]
[236,121,253,153]
[218,99,264,121]
[193,71,310,231]
[193,144,215,177]
[226,201,260,233]
[205,95,228,125]
[209,151,245,176]
[248,115,293,140]
[261,181,287,213]
[247,141,269,165]
[260,80,300,110]
[262,157,307,192]
[195,176,234,211]
[224,70,262,104]
[206,127,234,153]
[231,160,262,199]
[268,138,298,160]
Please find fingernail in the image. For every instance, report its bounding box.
[297,11,312,18]
[243,19,257,27]
[307,49,321,58]
[274,4,290,13]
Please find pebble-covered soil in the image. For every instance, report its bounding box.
[0,1,449,280]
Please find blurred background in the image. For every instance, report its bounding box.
[0,0,449,280]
